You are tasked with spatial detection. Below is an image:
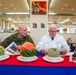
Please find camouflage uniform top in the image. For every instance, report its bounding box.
[1,33,35,48]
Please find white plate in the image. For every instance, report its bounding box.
[0,54,10,61]
[17,56,38,62]
[60,52,74,56]
[5,50,20,55]
[43,55,64,63]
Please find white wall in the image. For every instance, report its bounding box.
[30,15,48,45]
[0,33,14,42]
[30,0,48,45]
[59,33,76,41]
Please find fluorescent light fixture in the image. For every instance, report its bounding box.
[8,18,12,21]
[13,21,16,23]
[50,0,55,7]
[25,0,29,11]
[49,13,57,15]
[48,22,53,23]
[48,18,70,24]
[57,18,70,24]
[62,18,70,23]
[6,12,29,14]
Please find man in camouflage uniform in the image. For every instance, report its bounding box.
[1,24,35,48]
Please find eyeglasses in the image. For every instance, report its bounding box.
[49,31,57,32]
[24,30,27,32]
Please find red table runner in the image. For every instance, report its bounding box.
[0,56,76,67]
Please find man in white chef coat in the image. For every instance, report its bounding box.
[36,24,70,54]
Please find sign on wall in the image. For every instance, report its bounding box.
[32,1,47,15]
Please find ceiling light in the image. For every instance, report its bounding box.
[5,8,7,10]
[14,8,16,10]
[72,8,74,10]
[13,21,16,23]
[62,8,63,10]
[49,13,57,15]
[8,18,12,21]
[25,0,29,11]
[62,18,70,23]
[0,4,2,6]
[6,12,29,14]
[56,18,70,24]
[65,4,67,6]
[11,4,13,6]
[50,0,55,7]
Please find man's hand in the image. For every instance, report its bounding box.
[40,49,48,54]
[60,49,67,55]
[17,45,21,50]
